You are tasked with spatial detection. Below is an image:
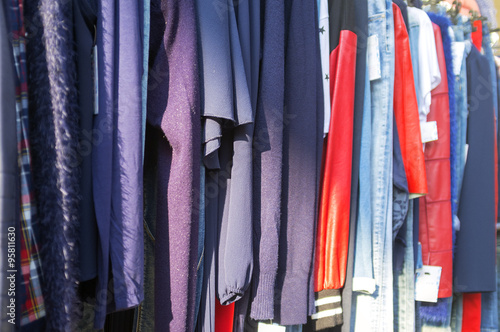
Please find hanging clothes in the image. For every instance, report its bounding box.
[393,3,427,199]
[24,0,80,329]
[5,0,46,328]
[419,11,458,328]
[195,0,254,330]
[275,0,323,325]
[418,22,453,300]
[73,0,98,282]
[0,4,18,330]
[147,0,200,331]
[249,0,285,322]
[407,7,441,124]
[338,0,368,329]
[314,0,357,293]
[461,293,482,332]
[454,45,497,294]
[318,0,330,135]
[91,0,144,328]
[351,0,395,331]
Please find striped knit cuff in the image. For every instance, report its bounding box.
[308,289,343,330]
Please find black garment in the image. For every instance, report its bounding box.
[305,289,343,331]
[393,0,409,30]
[393,113,410,271]
[454,46,497,292]
[306,0,365,330]
[74,0,98,282]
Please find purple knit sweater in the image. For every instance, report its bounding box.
[147,0,201,331]
[250,0,285,320]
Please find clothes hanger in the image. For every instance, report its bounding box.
[469,9,479,32]
[424,0,441,13]
[447,0,462,25]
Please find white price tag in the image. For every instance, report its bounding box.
[415,265,442,303]
[464,144,469,164]
[421,121,438,143]
[452,42,465,76]
[368,35,382,81]
[257,322,286,332]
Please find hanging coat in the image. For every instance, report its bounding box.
[314,0,357,292]
[418,23,453,299]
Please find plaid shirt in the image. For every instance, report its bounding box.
[7,0,46,325]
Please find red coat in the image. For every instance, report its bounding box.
[418,23,453,299]
[314,3,357,291]
[393,3,428,197]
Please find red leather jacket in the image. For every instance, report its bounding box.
[314,2,357,291]
[393,3,428,197]
[418,23,453,298]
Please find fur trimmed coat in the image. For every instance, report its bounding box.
[24,0,81,330]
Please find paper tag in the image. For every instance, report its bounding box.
[452,42,465,76]
[257,322,286,332]
[415,265,442,303]
[421,121,438,143]
[92,45,99,115]
[368,35,382,81]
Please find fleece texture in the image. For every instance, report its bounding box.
[24,0,81,330]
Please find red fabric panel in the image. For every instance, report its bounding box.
[392,3,428,196]
[418,23,453,298]
[472,20,482,51]
[215,300,235,332]
[314,29,357,291]
[461,293,481,332]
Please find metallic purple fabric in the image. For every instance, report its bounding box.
[93,0,144,328]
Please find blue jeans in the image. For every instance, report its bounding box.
[394,202,415,332]
[351,0,394,331]
[450,294,463,332]
[451,21,471,233]
[353,65,374,292]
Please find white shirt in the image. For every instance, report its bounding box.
[408,7,442,123]
[318,0,330,135]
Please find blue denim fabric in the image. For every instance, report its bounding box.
[450,294,463,332]
[480,290,498,332]
[483,25,498,130]
[451,20,471,229]
[394,202,415,332]
[353,66,374,292]
[352,1,394,331]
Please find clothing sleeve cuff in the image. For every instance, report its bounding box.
[352,277,377,295]
[250,273,277,320]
